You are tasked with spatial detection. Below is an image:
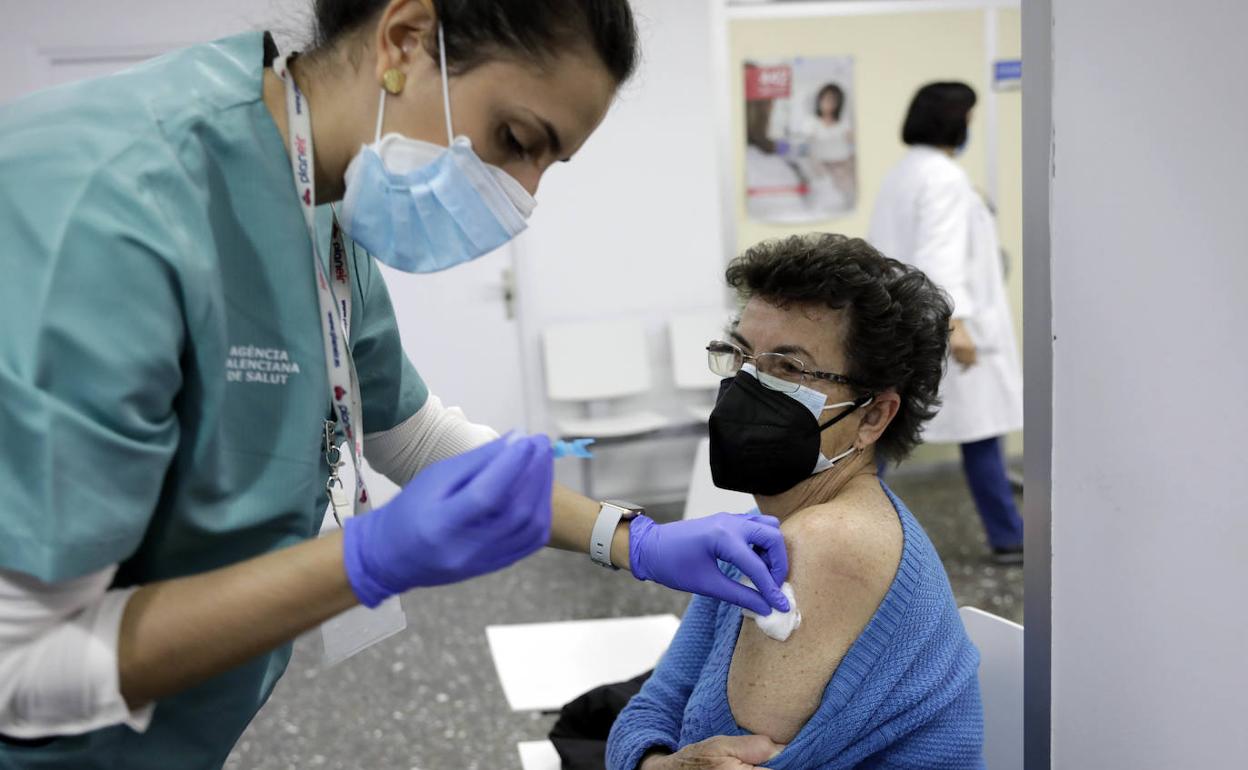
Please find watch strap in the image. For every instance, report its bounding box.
[590,501,644,569]
[590,502,624,569]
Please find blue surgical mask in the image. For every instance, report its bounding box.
[338,25,536,273]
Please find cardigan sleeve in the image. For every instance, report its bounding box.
[606,596,721,770]
[864,673,985,770]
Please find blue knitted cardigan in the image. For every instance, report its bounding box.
[606,483,984,769]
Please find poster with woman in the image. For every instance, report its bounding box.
[744,56,857,223]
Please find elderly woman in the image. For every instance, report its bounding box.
[606,235,984,770]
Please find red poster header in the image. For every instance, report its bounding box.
[745,64,792,100]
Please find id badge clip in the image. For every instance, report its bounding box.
[318,421,406,665]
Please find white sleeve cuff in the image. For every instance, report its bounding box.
[86,589,155,734]
[364,394,499,486]
[0,569,153,739]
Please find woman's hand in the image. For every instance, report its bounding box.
[342,433,553,607]
[629,513,790,615]
[949,319,978,370]
[640,736,784,769]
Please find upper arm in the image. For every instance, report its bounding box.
[363,394,499,487]
[0,566,154,738]
[726,504,902,744]
[0,161,184,582]
[606,595,723,768]
[0,568,115,647]
[339,230,429,434]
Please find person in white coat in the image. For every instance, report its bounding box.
[869,82,1024,564]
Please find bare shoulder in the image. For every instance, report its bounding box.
[782,478,903,593]
[727,476,903,744]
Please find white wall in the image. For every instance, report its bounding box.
[0,0,309,105]
[1047,1,1248,766]
[515,0,731,498]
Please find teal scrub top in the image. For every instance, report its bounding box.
[0,32,428,768]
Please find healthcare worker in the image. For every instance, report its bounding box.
[0,1,791,767]
[868,81,1024,564]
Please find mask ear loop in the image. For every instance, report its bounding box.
[375,22,451,145]
[437,23,454,143]
[816,394,874,431]
[374,88,387,143]
[824,444,859,466]
[816,394,876,468]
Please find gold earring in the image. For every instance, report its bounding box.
[382,68,406,95]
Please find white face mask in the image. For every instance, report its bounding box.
[742,363,873,475]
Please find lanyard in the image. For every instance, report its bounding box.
[274,54,371,520]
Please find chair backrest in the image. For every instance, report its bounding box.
[683,437,757,519]
[669,311,732,390]
[959,606,1023,770]
[542,319,651,401]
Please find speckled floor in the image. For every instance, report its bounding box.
[223,465,1023,770]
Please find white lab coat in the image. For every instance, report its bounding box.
[869,146,1023,444]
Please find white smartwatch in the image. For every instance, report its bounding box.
[589,499,646,569]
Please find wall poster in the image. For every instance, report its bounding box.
[744,56,858,223]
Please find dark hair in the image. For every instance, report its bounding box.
[902,81,977,148]
[311,0,639,84]
[814,83,845,120]
[725,234,953,463]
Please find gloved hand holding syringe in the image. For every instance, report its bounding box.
[341,432,790,616]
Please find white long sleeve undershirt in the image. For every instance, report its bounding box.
[363,393,499,486]
[0,566,153,738]
[0,393,493,737]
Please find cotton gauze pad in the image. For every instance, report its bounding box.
[739,578,801,642]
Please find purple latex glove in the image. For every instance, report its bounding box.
[343,433,553,607]
[629,513,790,615]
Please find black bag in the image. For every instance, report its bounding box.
[548,670,653,769]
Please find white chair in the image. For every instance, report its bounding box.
[542,319,670,438]
[668,311,732,422]
[543,319,671,496]
[959,606,1023,770]
[517,740,561,770]
[486,615,680,712]
[683,437,756,519]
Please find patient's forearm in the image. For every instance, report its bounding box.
[638,736,782,769]
[548,483,631,570]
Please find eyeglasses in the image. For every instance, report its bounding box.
[706,339,862,395]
